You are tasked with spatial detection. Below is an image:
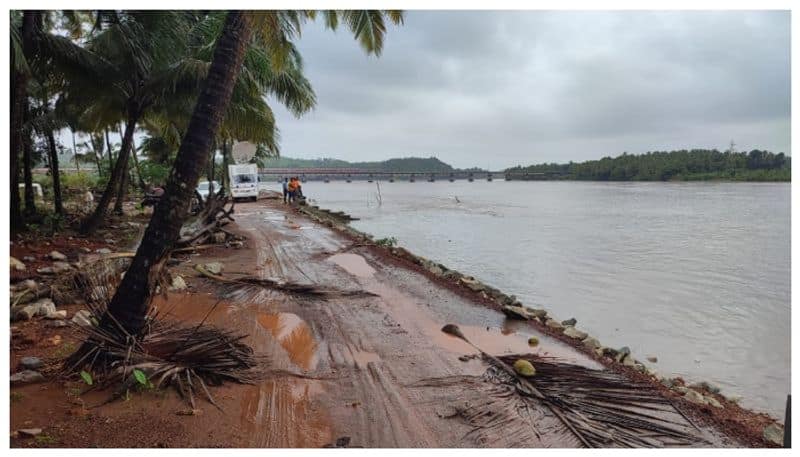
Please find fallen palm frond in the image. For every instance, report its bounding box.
[61,258,268,409]
[408,324,705,448]
[194,264,379,300]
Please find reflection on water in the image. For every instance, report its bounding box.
[300,180,790,418]
[258,312,319,371]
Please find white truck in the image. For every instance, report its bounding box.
[228,163,259,201]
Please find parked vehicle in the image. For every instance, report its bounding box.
[228,164,259,201]
[197,180,221,201]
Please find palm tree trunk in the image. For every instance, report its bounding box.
[22,104,36,216]
[71,129,80,172]
[89,134,103,175]
[105,127,114,176]
[41,99,64,216]
[105,11,252,335]
[221,140,231,191]
[10,12,37,232]
[80,115,138,234]
[113,123,129,215]
[129,136,147,192]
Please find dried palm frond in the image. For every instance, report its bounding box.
[194,263,378,300]
[410,324,707,448]
[61,258,267,408]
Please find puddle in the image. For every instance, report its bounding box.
[328,253,376,278]
[257,312,319,370]
[365,280,600,369]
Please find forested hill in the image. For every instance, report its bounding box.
[506,149,790,181]
[259,156,456,173]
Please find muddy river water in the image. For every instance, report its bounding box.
[295,180,790,418]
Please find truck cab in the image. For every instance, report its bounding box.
[228,164,259,201]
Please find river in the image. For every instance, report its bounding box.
[292,180,790,419]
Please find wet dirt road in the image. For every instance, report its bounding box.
[164,200,736,448]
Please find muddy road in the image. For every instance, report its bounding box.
[150,200,738,448]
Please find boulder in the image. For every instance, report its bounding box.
[46,320,68,328]
[36,267,55,275]
[563,327,588,340]
[51,261,73,274]
[23,256,36,262]
[17,428,43,437]
[71,310,93,327]
[646,356,658,363]
[582,337,601,350]
[11,370,45,385]
[689,381,721,394]
[427,264,444,276]
[623,356,636,367]
[763,423,784,446]
[203,262,224,275]
[10,257,26,271]
[673,385,689,394]
[705,395,723,409]
[96,248,112,254]
[660,377,676,388]
[21,279,37,290]
[513,359,536,377]
[48,251,67,261]
[545,319,564,331]
[524,307,547,318]
[170,275,188,291]
[502,305,531,320]
[32,298,56,317]
[683,389,708,406]
[11,304,38,321]
[19,356,43,370]
[459,276,486,292]
[561,317,577,327]
[45,310,68,320]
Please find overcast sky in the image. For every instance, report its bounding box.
[268,10,790,169]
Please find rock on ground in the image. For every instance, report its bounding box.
[170,275,188,291]
[561,317,577,327]
[683,389,708,405]
[563,326,588,340]
[11,370,45,385]
[96,248,112,254]
[545,319,564,331]
[203,262,224,275]
[51,261,73,274]
[19,356,43,370]
[582,336,601,349]
[71,310,94,327]
[17,428,43,437]
[763,423,784,446]
[10,256,26,271]
[705,395,724,409]
[48,250,68,261]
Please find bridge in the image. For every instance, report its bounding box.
[258,168,566,183]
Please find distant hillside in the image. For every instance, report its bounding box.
[259,156,457,173]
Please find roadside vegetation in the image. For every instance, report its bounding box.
[506,148,790,181]
[11,9,403,399]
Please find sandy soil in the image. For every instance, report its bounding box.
[9,200,775,448]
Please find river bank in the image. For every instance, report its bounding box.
[9,198,785,447]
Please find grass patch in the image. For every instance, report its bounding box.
[34,434,58,446]
[10,392,24,402]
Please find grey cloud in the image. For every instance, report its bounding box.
[270,10,790,169]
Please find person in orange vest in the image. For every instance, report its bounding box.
[287,176,303,202]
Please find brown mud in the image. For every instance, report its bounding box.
[9,199,774,447]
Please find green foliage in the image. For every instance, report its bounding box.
[60,171,97,192]
[79,370,93,386]
[375,236,398,247]
[132,368,153,389]
[52,342,76,359]
[507,149,791,182]
[139,160,171,186]
[34,434,57,446]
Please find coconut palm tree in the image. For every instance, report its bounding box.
[105,10,403,335]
